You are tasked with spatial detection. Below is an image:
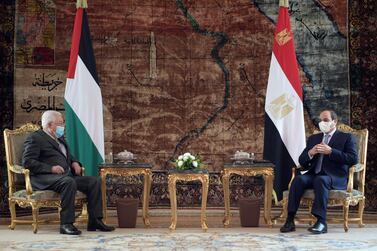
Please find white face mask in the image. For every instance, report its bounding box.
[319,121,333,133]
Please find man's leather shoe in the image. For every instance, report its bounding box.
[280,220,295,233]
[60,224,81,235]
[87,218,115,232]
[308,221,327,234]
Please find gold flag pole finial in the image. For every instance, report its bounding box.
[279,0,289,7]
[76,0,88,8]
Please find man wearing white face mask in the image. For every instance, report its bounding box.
[22,111,115,235]
[280,110,358,234]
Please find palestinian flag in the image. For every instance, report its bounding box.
[263,0,306,201]
[64,2,104,176]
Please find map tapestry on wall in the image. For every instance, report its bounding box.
[14,0,350,171]
[15,0,56,65]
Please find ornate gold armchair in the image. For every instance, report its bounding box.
[281,124,368,232]
[3,123,87,233]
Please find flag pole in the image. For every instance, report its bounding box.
[66,0,105,176]
[264,0,306,202]
[76,0,88,8]
[279,0,288,7]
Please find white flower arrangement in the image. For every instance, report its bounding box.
[175,152,202,170]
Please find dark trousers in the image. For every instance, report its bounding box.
[287,174,332,222]
[48,176,103,224]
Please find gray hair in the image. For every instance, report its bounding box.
[41,110,62,129]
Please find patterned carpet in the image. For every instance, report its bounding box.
[0,225,377,250]
[1,208,377,250]
[1,0,377,216]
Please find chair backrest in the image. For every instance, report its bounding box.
[3,123,40,193]
[337,124,368,194]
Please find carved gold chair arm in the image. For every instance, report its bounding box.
[288,167,298,190]
[346,163,364,193]
[352,163,364,173]
[346,166,355,193]
[11,164,25,174]
[12,164,34,195]
[81,166,85,176]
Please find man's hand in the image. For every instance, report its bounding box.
[51,165,65,174]
[316,143,332,155]
[309,143,332,157]
[71,162,82,175]
[309,144,320,157]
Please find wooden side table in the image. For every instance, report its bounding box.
[99,163,153,226]
[222,161,275,226]
[168,170,209,231]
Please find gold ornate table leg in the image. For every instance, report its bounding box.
[222,171,231,227]
[142,171,152,226]
[168,176,177,230]
[100,170,108,223]
[201,175,209,231]
[264,174,273,226]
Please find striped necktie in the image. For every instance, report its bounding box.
[314,134,331,174]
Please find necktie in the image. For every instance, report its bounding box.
[314,134,331,174]
[56,139,67,158]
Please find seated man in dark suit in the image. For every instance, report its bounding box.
[22,110,115,235]
[280,110,358,234]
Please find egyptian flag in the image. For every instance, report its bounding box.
[64,0,104,176]
[263,0,306,201]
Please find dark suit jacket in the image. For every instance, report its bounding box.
[22,129,78,190]
[298,130,358,190]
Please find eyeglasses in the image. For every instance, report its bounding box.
[51,121,65,127]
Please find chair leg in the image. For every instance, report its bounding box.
[8,200,16,230]
[31,204,39,234]
[281,197,288,219]
[343,200,350,232]
[77,203,88,223]
[271,197,289,224]
[308,202,315,225]
[358,198,365,228]
[58,206,61,221]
